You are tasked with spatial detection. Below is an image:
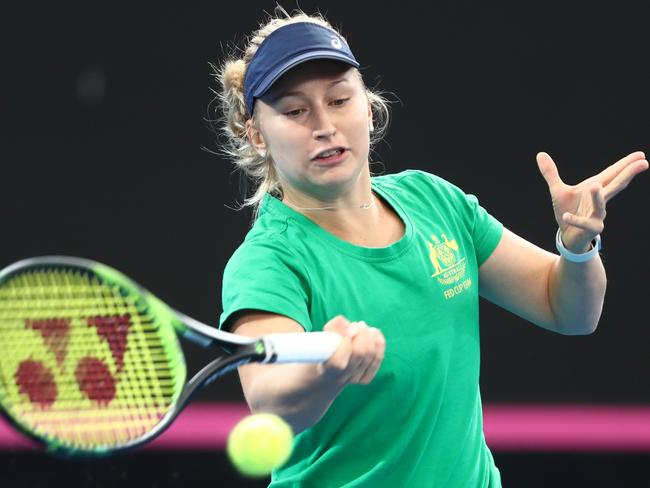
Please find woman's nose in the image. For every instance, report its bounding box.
[312,108,336,139]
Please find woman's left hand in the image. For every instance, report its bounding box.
[537,151,648,253]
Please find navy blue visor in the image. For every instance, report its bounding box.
[243,22,360,115]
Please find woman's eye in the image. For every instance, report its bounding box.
[331,98,350,107]
[284,108,305,117]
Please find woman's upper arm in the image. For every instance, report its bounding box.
[229,311,306,405]
[478,227,559,331]
[229,310,306,337]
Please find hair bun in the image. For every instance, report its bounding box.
[222,59,246,94]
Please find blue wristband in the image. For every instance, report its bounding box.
[555,228,602,263]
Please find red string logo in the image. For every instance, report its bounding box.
[14,315,132,408]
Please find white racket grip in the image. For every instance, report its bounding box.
[262,332,342,364]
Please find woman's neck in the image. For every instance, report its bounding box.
[284,191,403,248]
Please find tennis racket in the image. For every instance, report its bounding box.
[0,256,341,456]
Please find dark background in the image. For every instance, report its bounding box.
[1,1,648,486]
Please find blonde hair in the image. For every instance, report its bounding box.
[208,7,391,217]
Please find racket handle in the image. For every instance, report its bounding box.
[262,332,342,364]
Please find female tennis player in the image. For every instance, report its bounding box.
[213,8,648,487]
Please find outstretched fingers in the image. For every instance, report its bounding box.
[602,156,649,201]
[597,151,646,187]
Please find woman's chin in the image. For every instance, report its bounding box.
[306,163,369,194]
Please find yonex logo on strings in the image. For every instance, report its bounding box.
[330,36,343,49]
[15,315,132,408]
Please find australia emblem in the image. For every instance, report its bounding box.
[426,233,466,285]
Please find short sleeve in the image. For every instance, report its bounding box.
[464,193,504,266]
[219,234,313,332]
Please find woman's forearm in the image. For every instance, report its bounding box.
[243,363,347,434]
[547,253,607,335]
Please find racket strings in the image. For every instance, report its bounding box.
[0,267,184,451]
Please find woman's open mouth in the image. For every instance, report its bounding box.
[313,147,348,165]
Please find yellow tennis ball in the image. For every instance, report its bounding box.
[227,413,294,477]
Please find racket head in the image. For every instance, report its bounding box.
[0,256,187,456]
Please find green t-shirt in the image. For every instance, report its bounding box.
[220,170,504,487]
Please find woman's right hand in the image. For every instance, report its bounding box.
[318,315,386,385]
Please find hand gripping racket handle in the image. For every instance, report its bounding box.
[262,332,342,364]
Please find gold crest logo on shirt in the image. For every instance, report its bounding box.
[426,233,466,285]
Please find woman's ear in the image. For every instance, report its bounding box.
[246,119,267,157]
[368,103,374,133]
